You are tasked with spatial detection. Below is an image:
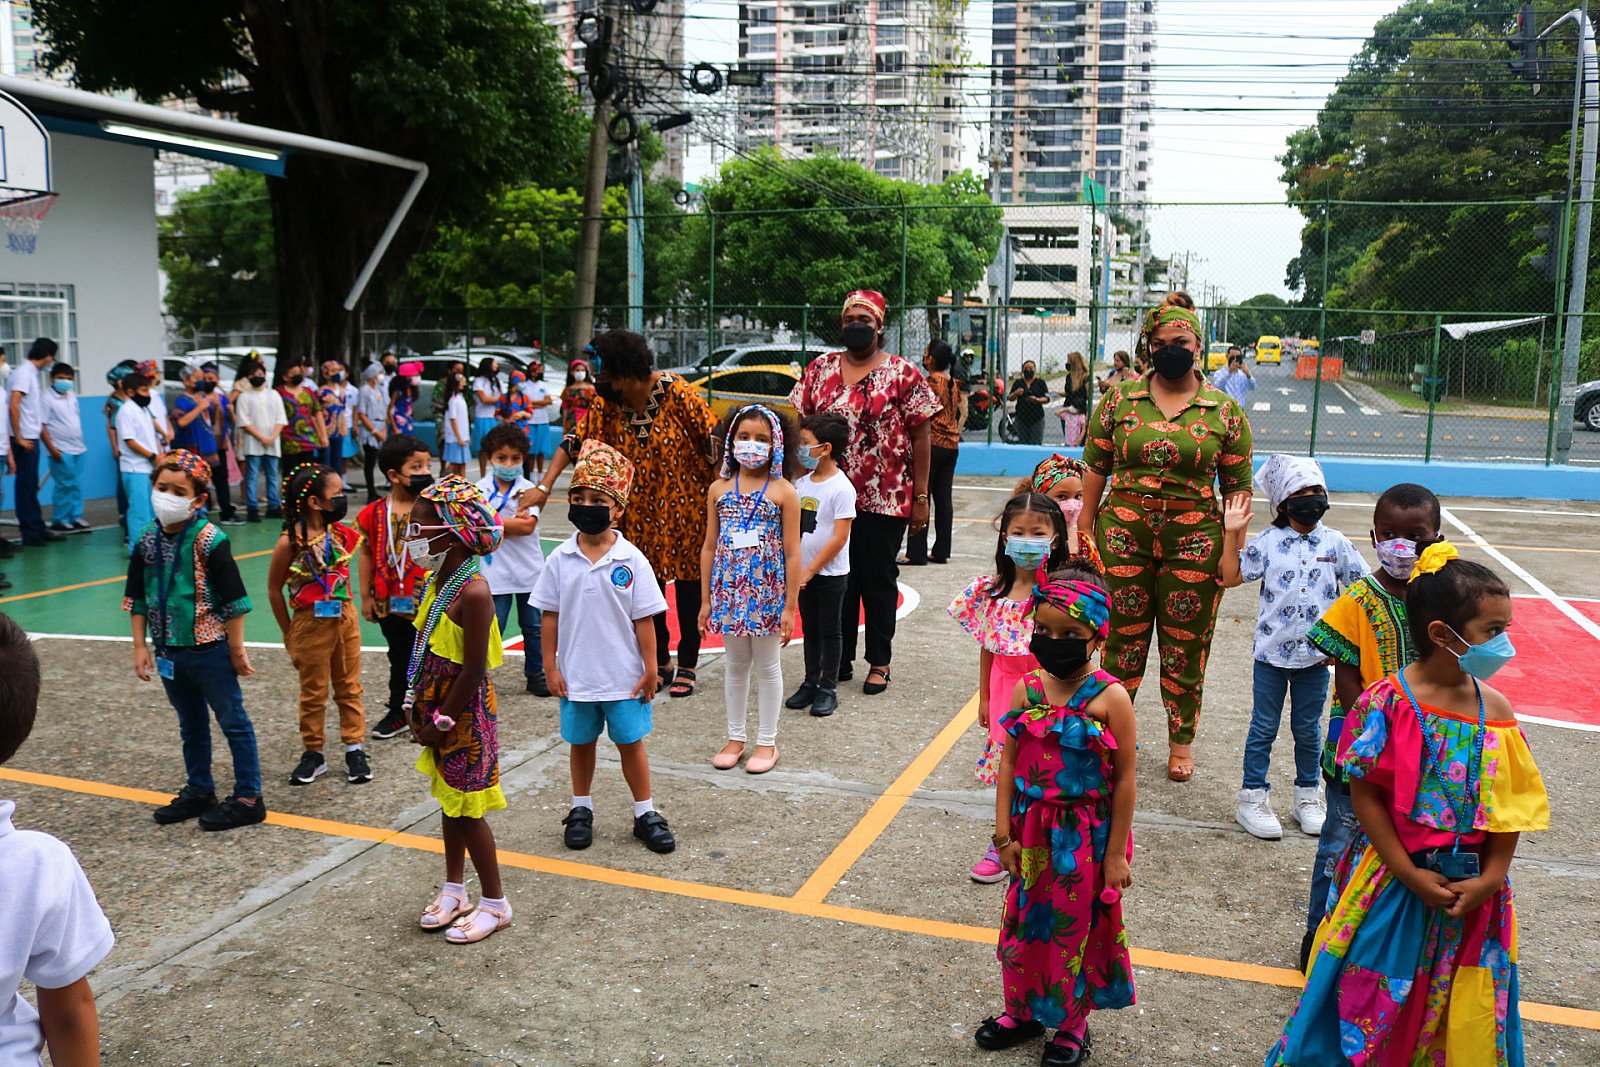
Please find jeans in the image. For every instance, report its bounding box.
[1306,784,1359,934]
[798,573,847,689]
[493,593,546,682]
[1241,660,1327,791]
[321,434,345,472]
[841,511,906,669]
[655,578,702,672]
[121,470,154,552]
[905,445,957,563]
[48,451,85,525]
[12,439,43,540]
[243,454,281,512]
[376,613,415,721]
[158,641,262,798]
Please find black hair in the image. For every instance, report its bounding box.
[926,338,955,372]
[1406,557,1511,657]
[988,491,1071,599]
[441,371,465,401]
[0,611,40,766]
[26,337,56,362]
[388,374,416,400]
[236,355,262,379]
[801,411,849,462]
[124,373,152,392]
[1044,560,1106,592]
[717,404,799,479]
[481,422,529,459]
[1375,482,1442,531]
[272,356,304,389]
[378,433,430,479]
[282,463,336,544]
[592,329,654,380]
[476,356,498,378]
[50,363,75,378]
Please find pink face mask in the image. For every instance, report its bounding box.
[1058,497,1084,526]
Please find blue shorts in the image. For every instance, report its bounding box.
[525,423,551,457]
[443,441,471,465]
[560,697,653,746]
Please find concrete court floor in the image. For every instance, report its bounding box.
[1,479,1597,1066]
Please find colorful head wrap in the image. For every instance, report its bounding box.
[571,439,634,506]
[1409,540,1459,583]
[419,474,504,556]
[1255,453,1325,513]
[153,448,212,488]
[507,369,527,389]
[1031,453,1087,494]
[842,289,888,328]
[719,404,787,478]
[136,358,160,376]
[1032,574,1111,639]
[106,361,137,388]
[1135,304,1201,363]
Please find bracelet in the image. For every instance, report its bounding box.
[991,832,1011,848]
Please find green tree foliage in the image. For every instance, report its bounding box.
[1222,293,1317,343]
[160,169,275,331]
[34,0,583,360]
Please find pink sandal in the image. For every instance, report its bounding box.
[445,901,512,944]
[419,888,470,931]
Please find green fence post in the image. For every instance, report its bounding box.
[1424,313,1442,462]
[1308,199,1331,456]
[801,303,809,364]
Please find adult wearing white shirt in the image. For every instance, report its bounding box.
[7,337,62,545]
[233,354,287,522]
[470,356,502,476]
[355,363,389,502]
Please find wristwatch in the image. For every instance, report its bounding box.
[991,832,1011,848]
[914,493,930,504]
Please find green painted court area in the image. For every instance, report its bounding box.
[0,523,561,646]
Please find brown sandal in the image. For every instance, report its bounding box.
[1167,755,1195,782]
[669,667,697,698]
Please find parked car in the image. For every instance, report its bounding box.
[163,346,278,396]
[663,343,817,377]
[687,365,802,421]
[1577,378,1600,431]
[420,345,568,423]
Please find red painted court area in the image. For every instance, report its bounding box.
[1492,596,1600,729]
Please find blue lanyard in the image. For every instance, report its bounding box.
[1396,670,1485,852]
[731,470,770,531]
[149,513,199,654]
[481,481,517,567]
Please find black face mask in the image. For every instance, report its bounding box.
[197,380,217,393]
[1023,368,1035,379]
[1152,344,1194,380]
[594,378,622,404]
[569,502,613,535]
[131,393,152,408]
[248,375,267,388]
[286,372,304,385]
[383,364,397,374]
[323,494,349,524]
[1030,633,1092,679]
[405,473,435,495]
[840,322,877,351]
[1283,493,1330,527]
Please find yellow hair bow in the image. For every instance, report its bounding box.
[1408,540,1458,582]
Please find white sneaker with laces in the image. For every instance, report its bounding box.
[1235,788,1283,840]
[1293,785,1326,836]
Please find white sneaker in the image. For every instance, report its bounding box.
[1293,785,1326,836]
[1235,788,1283,840]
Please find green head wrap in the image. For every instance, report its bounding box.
[1136,304,1201,363]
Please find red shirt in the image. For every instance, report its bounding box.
[789,351,941,518]
[356,498,428,615]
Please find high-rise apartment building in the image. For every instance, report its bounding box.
[733,0,964,183]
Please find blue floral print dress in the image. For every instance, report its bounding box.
[706,489,785,636]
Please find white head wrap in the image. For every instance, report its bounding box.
[1256,454,1326,513]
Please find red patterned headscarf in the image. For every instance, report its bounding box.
[1030,453,1087,494]
[842,289,887,328]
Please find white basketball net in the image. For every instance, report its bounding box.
[0,193,56,255]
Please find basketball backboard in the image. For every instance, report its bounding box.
[0,89,54,253]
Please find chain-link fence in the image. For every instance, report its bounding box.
[166,197,1600,466]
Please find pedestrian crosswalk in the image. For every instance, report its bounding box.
[1250,402,1383,416]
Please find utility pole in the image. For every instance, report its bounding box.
[571,10,616,348]
[627,148,645,333]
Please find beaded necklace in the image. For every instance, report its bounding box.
[401,556,480,730]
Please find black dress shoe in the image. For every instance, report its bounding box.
[526,676,552,697]
[37,529,66,543]
[974,1016,1044,1051]
[0,539,14,559]
[0,574,10,590]
[562,806,594,849]
[837,663,854,683]
[809,688,838,717]
[784,683,817,710]
[633,811,676,853]
[930,556,949,564]
[1040,1027,1091,1067]
[863,667,890,696]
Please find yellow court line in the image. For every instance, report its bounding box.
[3,765,1598,1032]
[792,694,979,903]
[0,548,275,605]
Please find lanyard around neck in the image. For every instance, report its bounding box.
[1396,670,1486,851]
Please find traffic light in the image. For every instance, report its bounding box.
[1529,193,1568,286]
[1508,4,1541,87]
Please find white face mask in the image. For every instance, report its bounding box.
[405,537,445,571]
[574,370,588,382]
[152,490,199,528]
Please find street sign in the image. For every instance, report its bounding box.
[1360,329,1376,345]
[1082,176,1106,209]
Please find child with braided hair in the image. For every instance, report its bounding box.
[402,475,512,944]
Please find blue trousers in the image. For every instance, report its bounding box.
[158,641,262,798]
[48,451,84,525]
[493,593,545,682]
[321,434,344,472]
[243,454,280,511]
[1306,784,1359,934]
[11,438,43,539]
[1241,660,1326,792]
[121,470,154,552]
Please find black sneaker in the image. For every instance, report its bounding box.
[198,796,267,831]
[70,520,93,532]
[784,683,817,710]
[221,514,246,527]
[371,713,410,739]
[0,574,10,591]
[633,811,676,854]
[247,509,261,523]
[153,787,217,824]
[265,507,283,520]
[289,750,326,785]
[562,806,594,849]
[810,688,838,717]
[526,676,552,697]
[345,749,373,784]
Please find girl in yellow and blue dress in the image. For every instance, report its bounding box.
[1268,542,1549,1066]
[401,475,511,945]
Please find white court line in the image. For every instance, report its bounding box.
[1518,713,1600,734]
[1441,506,1600,644]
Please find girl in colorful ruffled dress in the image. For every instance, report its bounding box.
[402,475,513,945]
[975,564,1136,1067]
[949,491,1070,883]
[1268,542,1549,1066]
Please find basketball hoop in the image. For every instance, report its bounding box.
[0,192,56,255]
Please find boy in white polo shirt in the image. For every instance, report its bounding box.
[529,440,675,855]
[476,424,549,696]
[114,373,165,553]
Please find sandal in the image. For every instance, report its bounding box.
[445,900,512,944]
[657,664,677,692]
[863,665,891,696]
[419,887,471,931]
[1167,754,1195,783]
[669,667,697,699]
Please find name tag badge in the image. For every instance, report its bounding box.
[1427,850,1481,881]
[730,528,760,551]
[156,656,175,680]
[315,599,343,618]
[388,596,416,615]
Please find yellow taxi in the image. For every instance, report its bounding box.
[1302,338,1320,359]
[1255,335,1282,365]
[1206,342,1232,371]
[687,364,802,421]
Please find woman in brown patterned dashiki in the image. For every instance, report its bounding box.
[1077,294,1253,783]
[525,330,720,698]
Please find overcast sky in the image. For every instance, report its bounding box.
[679,0,1403,301]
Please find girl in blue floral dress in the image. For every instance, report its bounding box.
[977,564,1138,1067]
[698,405,801,774]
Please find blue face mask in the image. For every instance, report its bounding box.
[1003,535,1053,571]
[491,463,522,484]
[797,446,822,471]
[52,379,73,394]
[1448,626,1516,681]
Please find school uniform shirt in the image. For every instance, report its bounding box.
[445,393,470,445]
[147,389,171,438]
[476,473,545,595]
[7,359,41,440]
[0,799,115,1067]
[114,400,162,474]
[235,385,286,457]
[40,387,85,455]
[522,379,552,425]
[796,469,856,576]
[343,381,360,436]
[528,532,668,702]
[472,375,502,421]
[123,519,252,647]
[356,383,388,448]
[1238,522,1369,668]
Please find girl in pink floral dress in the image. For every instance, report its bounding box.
[949,491,1071,882]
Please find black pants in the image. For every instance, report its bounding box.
[362,444,381,501]
[654,577,703,672]
[208,455,236,520]
[376,613,415,721]
[799,573,847,689]
[1016,412,1045,445]
[12,439,43,540]
[841,511,907,669]
[905,445,958,563]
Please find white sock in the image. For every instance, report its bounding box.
[478,895,507,911]
[632,798,655,818]
[346,742,363,753]
[572,795,593,811]
[441,880,466,900]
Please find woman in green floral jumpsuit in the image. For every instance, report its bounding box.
[1077,302,1253,782]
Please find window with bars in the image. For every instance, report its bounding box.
[0,284,77,368]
